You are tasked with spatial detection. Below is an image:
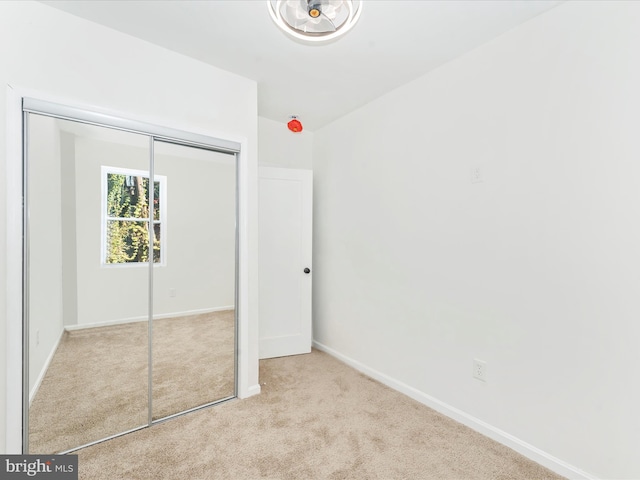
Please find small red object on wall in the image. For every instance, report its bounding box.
[287,116,303,133]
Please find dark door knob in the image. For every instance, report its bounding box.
[304,268,311,274]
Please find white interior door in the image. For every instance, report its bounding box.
[259,167,313,359]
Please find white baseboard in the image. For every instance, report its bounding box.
[29,329,65,405]
[312,340,597,480]
[239,384,262,399]
[65,306,234,331]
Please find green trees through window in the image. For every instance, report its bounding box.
[104,169,163,264]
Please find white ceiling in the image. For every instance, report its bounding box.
[43,0,561,131]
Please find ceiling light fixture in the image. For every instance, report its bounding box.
[267,0,363,43]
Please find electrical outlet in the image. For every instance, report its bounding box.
[169,288,176,298]
[473,358,487,382]
[36,329,40,346]
[471,166,483,184]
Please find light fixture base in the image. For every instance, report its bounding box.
[267,0,363,44]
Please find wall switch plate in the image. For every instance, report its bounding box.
[471,166,483,184]
[473,358,487,381]
[169,288,176,297]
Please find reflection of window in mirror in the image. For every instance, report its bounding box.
[101,166,167,265]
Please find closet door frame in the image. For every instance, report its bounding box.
[5,91,247,453]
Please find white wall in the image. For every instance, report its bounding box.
[71,136,236,327]
[258,116,313,169]
[312,2,640,479]
[0,0,259,453]
[153,143,237,317]
[73,134,150,327]
[26,114,65,397]
[60,131,79,328]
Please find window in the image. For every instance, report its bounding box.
[102,166,166,265]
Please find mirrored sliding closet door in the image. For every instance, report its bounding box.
[151,141,237,421]
[23,101,238,455]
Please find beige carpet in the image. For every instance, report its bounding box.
[29,311,235,454]
[75,349,565,480]
[152,310,235,420]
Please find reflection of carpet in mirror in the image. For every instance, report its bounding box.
[29,310,235,454]
[152,310,235,420]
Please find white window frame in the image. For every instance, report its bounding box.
[101,165,167,267]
